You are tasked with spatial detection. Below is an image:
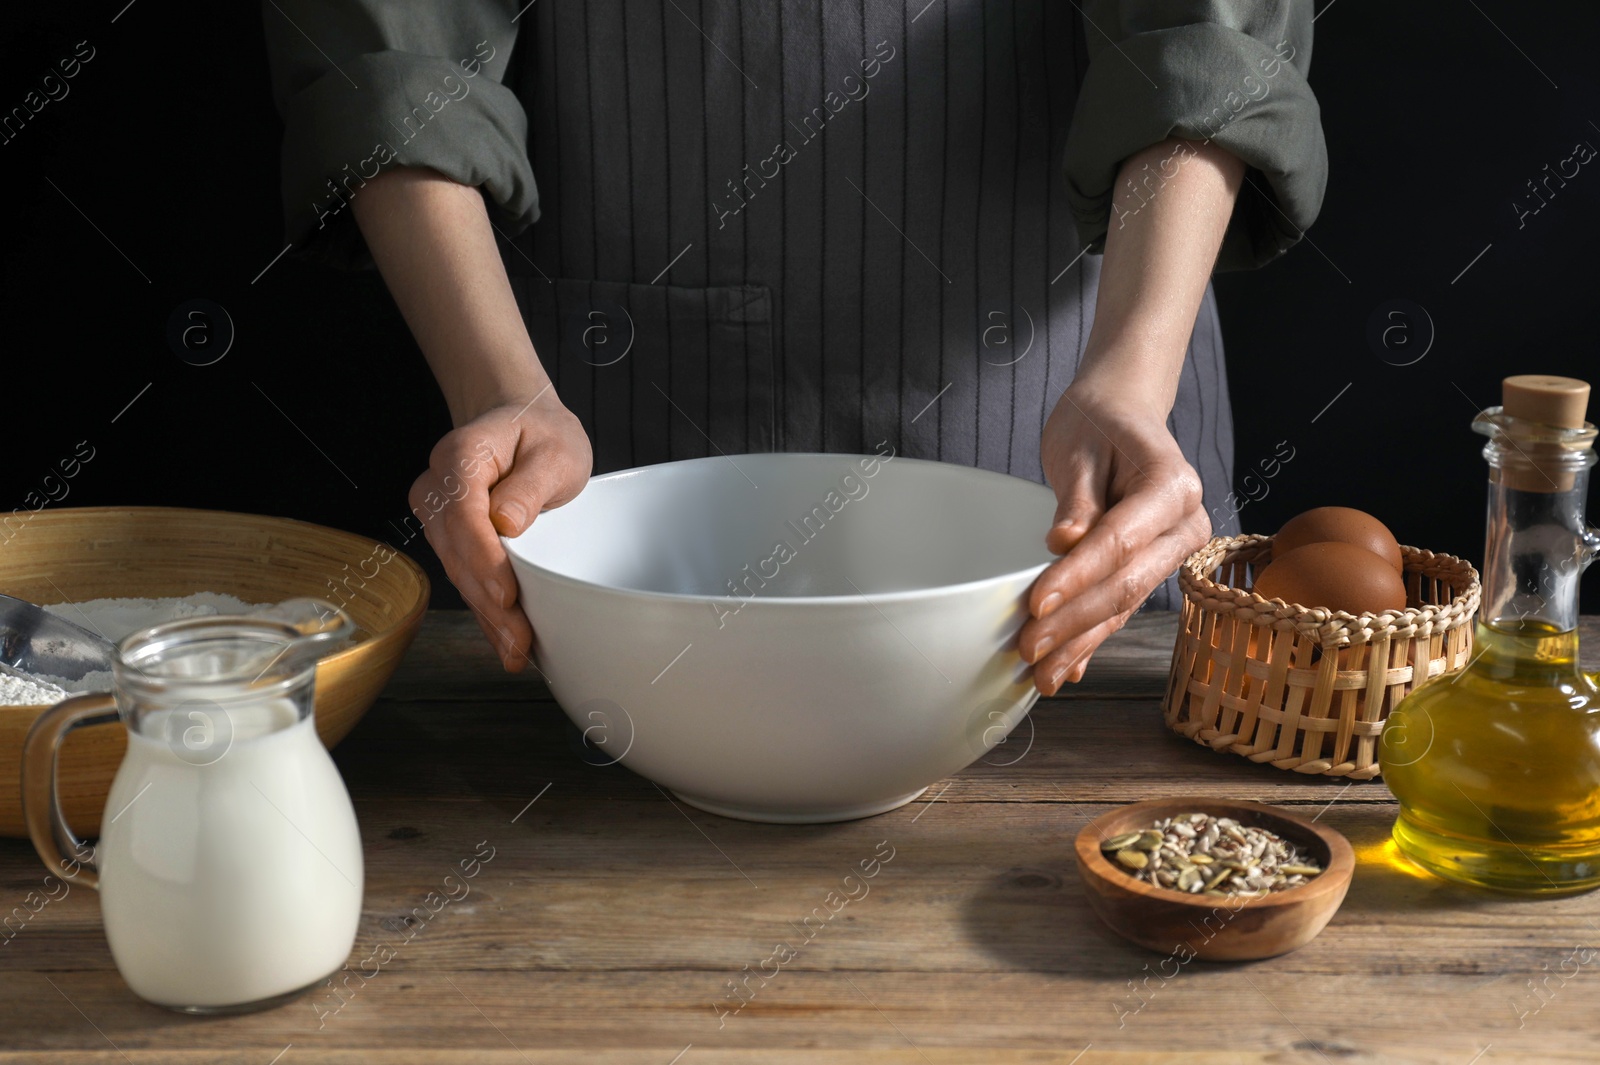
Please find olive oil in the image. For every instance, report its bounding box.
[1381,375,1600,895]
[1382,619,1600,894]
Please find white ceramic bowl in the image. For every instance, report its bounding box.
[502,451,1057,822]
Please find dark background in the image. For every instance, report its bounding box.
[2,1,1597,611]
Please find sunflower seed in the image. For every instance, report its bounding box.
[1103,812,1325,896]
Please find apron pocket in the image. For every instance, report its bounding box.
[515,278,775,474]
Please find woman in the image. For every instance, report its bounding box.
[264,0,1325,692]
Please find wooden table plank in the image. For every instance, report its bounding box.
[380,609,1600,702]
[3,610,1599,1063]
[0,967,1586,1061]
[311,694,1391,806]
[379,609,1204,702]
[4,798,1592,973]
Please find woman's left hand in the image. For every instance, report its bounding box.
[1021,378,1211,694]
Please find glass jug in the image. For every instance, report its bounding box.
[1381,375,1600,894]
[22,598,364,1012]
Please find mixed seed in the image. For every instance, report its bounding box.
[1100,813,1323,897]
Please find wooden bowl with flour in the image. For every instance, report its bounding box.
[0,506,428,836]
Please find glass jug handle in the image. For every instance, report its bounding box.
[21,692,118,890]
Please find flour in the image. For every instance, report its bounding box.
[0,592,256,706]
[44,592,255,643]
[34,669,116,695]
[0,671,70,705]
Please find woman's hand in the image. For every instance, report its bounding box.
[1020,379,1210,694]
[351,167,591,670]
[411,395,592,672]
[1021,135,1244,693]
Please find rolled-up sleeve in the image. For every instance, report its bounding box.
[262,0,538,269]
[1062,0,1327,271]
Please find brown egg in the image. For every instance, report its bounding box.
[1253,541,1409,615]
[1270,506,1403,574]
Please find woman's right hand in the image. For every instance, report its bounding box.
[348,167,592,670]
[410,395,593,672]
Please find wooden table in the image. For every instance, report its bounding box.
[5,611,1600,1064]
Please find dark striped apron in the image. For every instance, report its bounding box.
[500,0,1238,609]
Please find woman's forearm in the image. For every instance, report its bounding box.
[350,166,552,424]
[1072,138,1246,415]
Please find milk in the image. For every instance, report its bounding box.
[96,699,363,1009]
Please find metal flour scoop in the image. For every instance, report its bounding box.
[0,593,116,687]
[0,594,348,694]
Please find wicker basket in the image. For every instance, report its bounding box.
[1162,534,1481,779]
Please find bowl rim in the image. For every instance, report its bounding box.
[0,505,431,707]
[501,452,1059,605]
[1074,796,1355,912]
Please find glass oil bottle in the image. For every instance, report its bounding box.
[1380,375,1600,894]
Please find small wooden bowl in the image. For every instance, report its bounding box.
[1075,797,1354,961]
[0,506,429,838]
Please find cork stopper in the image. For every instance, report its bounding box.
[1503,375,1590,428]
[1499,374,1591,492]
